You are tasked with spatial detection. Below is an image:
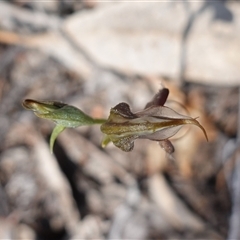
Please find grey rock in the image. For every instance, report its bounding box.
[64,2,240,86]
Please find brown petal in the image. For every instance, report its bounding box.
[111,135,137,152]
[159,140,175,154]
[111,102,137,120]
[145,88,169,108]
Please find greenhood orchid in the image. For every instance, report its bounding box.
[100,102,208,152]
[22,88,208,154]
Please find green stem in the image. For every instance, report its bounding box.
[90,118,107,124]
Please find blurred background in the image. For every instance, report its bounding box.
[0,0,239,239]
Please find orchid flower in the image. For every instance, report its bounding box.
[100,88,208,152]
